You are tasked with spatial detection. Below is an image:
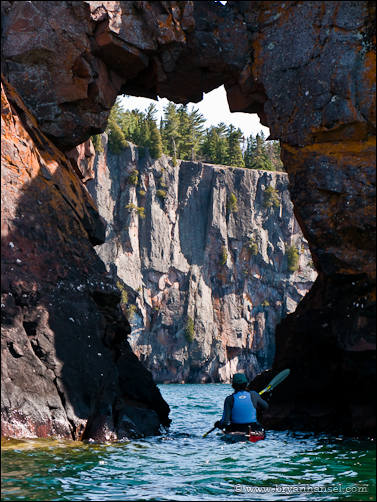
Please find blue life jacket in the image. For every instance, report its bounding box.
[230,391,257,424]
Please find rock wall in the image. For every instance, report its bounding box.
[1,79,170,440]
[228,1,376,436]
[1,0,375,435]
[87,136,316,383]
[1,0,247,150]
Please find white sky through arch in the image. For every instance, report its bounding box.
[118,85,270,141]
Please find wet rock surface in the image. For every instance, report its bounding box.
[1,1,375,435]
[88,137,316,383]
[1,80,170,440]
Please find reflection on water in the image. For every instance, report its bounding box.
[1,384,376,501]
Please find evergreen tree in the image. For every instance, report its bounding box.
[226,125,244,167]
[244,134,256,169]
[200,127,219,162]
[107,100,128,154]
[162,102,180,158]
[145,103,157,123]
[214,123,229,164]
[244,130,274,171]
[148,120,163,159]
[187,107,205,160]
[200,123,228,164]
[143,103,162,158]
[266,140,284,171]
[103,98,284,171]
[177,105,190,159]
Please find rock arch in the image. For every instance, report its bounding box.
[1,1,375,435]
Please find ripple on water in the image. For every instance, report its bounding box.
[1,384,376,501]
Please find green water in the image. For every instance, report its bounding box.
[1,384,376,501]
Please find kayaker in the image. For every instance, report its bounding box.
[214,373,269,433]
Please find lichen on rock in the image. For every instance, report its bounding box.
[1,0,375,436]
[1,79,170,441]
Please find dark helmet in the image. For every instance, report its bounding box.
[232,373,248,386]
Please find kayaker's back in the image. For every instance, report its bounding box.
[231,390,257,424]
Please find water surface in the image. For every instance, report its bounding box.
[1,384,376,500]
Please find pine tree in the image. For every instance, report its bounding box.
[244,131,275,171]
[226,125,244,167]
[141,103,162,158]
[107,100,128,154]
[214,123,229,164]
[148,121,163,159]
[267,140,284,171]
[187,107,205,160]
[162,102,180,158]
[177,105,190,159]
[244,134,256,169]
[200,127,218,162]
[200,123,228,165]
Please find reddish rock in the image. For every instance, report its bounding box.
[1,78,170,440]
[1,1,375,437]
[66,139,96,183]
[228,1,376,436]
[1,1,248,149]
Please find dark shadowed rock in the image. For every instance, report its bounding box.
[1,1,375,436]
[1,78,169,440]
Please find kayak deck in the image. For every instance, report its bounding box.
[220,429,265,443]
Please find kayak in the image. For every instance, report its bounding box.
[220,429,265,443]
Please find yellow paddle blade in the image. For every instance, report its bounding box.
[259,384,271,395]
[258,369,290,395]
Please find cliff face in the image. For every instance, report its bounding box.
[1,1,375,436]
[88,136,316,383]
[228,1,376,436]
[1,80,170,440]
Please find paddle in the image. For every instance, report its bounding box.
[202,368,290,438]
[258,368,290,395]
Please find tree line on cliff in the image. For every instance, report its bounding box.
[92,99,283,171]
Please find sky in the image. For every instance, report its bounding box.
[118,85,270,140]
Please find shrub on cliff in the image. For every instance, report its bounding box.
[287,245,300,272]
[185,316,195,343]
[157,189,167,200]
[136,207,146,219]
[220,246,228,265]
[92,134,103,153]
[308,259,316,270]
[248,237,258,256]
[128,169,139,185]
[125,203,145,219]
[116,280,128,306]
[263,185,280,209]
[227,192,238,212]
[126,304,137,321]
